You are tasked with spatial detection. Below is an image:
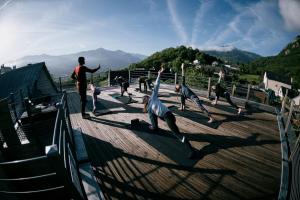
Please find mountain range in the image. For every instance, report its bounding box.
[203,48,262,64]
[9,48,146,76]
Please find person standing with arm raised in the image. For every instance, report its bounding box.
[142,64,195,159]
[71,56,100,119]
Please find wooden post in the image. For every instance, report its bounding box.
[285,100,294,133]
[24,97,32,119]
[231,84,236,97]
[46,145,85,200]
[174,73,177,85]
[246,84,251,101]
[107,69,111,87]
[128,70,131,84]
[59,77,62,93]
[148,70,151,79]
[281,90,289,114]
[207,77,211,99]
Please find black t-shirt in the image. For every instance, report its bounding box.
[71,65,98,86]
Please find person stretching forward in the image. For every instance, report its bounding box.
[175,63,214,123]
[212,69,242,114]
[142,65,195,159]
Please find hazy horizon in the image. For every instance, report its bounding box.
[1,0,300,63]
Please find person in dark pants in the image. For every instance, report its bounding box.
[175,63,214,123]
[212,69,242,114]
[138,76,154,92]
[115,76,132,97]
[71,57,100,118]
[142,65,195,159]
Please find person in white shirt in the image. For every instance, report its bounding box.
[142,64,195,159]
[89,83,101,113]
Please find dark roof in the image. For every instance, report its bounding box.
[265,71,291,85]
[0,62,56,99]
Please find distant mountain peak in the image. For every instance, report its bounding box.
[202,47,261,64]
[7,47,147,76]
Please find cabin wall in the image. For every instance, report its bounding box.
[266,79,291,96]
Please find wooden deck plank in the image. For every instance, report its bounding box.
[67,86,281,200]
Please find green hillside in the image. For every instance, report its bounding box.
[243,35,300,88]
[128,45,222,73]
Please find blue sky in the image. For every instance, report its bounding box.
[0,0,299,63]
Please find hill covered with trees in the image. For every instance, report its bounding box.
[128,46,222,73]
[243,35,300,88]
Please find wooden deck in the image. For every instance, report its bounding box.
[68,86,281,200]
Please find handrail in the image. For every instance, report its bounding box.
[277,97,300,200]
[49,91,87,199]
[0,186,65,194]
[0,155,47,166]
[0,173,56,182]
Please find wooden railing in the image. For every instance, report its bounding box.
[277,94,300,200]
[0,91,87,200]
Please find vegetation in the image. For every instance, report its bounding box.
[238,74,261,85]
[243,35,300,88]
[128,46,222,73]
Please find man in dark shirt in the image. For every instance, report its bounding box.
[175,63,214,123]
[71,57,100,118]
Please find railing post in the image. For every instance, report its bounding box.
[285,100,294,133]
[59,77,62,93]
[232,84,236,97]
[46,145,85,200]
[148,70,151,79]
[128,70,131,84]
[281,90,289,114]
[107,69,111,87]
[174,73,178,86]
[207,77,211,99]
[24,97,32,119]
[246,84,251,101]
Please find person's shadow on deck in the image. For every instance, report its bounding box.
[81,132,237,200]
[87,117,279,165]
[182,132,280,160]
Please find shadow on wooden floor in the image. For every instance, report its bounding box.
[81,132,237,200]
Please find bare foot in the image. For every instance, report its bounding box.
[208,118,214,123]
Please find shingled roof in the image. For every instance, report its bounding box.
[265,71,291,85]
[0,62,57,99]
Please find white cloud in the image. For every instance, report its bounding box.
[0,0,13,11]
[279,0,300,32]
[191,0,215,46]
[198,0,289,55]
[200,45,235,52]
[166,0,188,44]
